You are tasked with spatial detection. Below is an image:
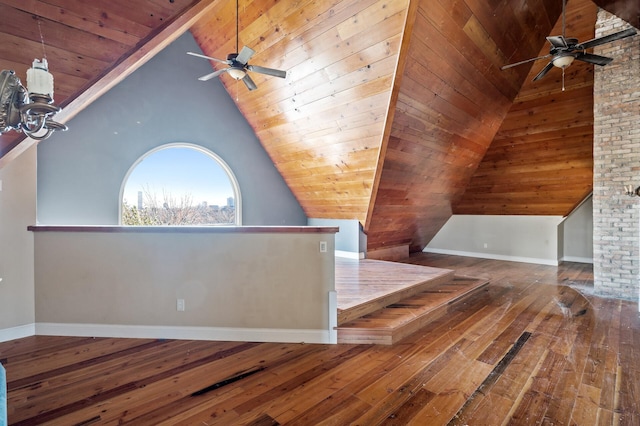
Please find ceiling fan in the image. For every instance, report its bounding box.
[502,0,637,89]
[187,0,286,91]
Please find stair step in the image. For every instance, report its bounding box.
[336,275,489,345]
[337,268,455,325]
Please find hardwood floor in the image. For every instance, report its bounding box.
[2,254,639,425]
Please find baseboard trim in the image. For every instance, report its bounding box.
[34,323,333,344]
[0,323,35,343]
[423,248,559,266]
[335,250,364,259]
[560,256,593,264]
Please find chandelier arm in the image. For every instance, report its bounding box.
[18,100,61,116]
[44,119,67,131]
[19,112,47,134]
[24,126,54,141]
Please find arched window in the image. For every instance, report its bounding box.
[119,143,241,225]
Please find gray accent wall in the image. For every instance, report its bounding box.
[37,31,306,226]
[561,195,593,263]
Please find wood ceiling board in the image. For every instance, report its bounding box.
[480,143,594,165]
[0,5,129,64]
[257,117,388,152]
[2,2,136,44]
[413,4,518,101]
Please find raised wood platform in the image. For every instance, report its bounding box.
[336,258,455,325]
[335,258,489,345]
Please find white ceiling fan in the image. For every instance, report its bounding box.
[187,0,287,91]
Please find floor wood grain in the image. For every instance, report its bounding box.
[2,253,638,425]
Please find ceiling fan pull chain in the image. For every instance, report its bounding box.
[562,67,565,91]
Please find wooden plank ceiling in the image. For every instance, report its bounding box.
[1,0,638,255]
[453,0,597,216]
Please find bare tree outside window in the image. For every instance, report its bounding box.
[122,186,235,225]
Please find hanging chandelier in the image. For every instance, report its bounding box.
[0,58,67,141]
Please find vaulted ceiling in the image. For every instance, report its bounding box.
[1,0,638,255]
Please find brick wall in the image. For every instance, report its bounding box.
[593,10,640,300]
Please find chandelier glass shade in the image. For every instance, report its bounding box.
[0,59,67,141]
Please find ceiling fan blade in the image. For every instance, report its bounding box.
[501,54,552,70]
[235,46,255,65]
[247,64,287,78]
[579,28,637,49]
[187,51,230,65]
[575,52,613,66]
[242,74,258,91]
[198,69,227,81]
[547,35,568,48]
[532,61,555,81]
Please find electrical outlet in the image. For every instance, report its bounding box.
[319,241,327,253]
[177,299,185,311]
[483,243,488,248]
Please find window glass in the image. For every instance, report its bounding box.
[120,145,240,225]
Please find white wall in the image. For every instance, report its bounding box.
[560,196,593,263]
[0,146,36,341]
[424,215,565,265]
[32,227,337,343]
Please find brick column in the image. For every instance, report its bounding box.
[593,10,640,300]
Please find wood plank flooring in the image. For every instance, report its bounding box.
[2,253,639,425]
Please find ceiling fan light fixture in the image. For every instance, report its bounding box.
[552,54,575,68]
[228,68,246,80]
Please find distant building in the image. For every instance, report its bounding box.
[227,197,234,208]
[137,191,143,210]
